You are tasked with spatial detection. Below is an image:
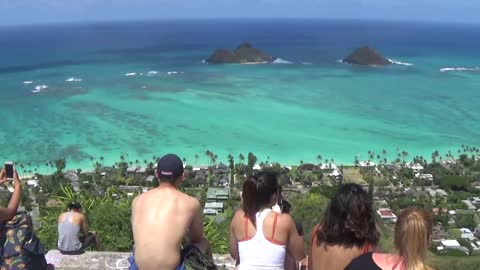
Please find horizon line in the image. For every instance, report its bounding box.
[2,17,480,28]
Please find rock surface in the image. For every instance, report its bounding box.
[206,43,273,64]
[45,250,236,270]
[343,46,391,66]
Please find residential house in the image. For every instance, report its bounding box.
[406,162,424,172]
[206,188,230,202]
[136,167,147,174]
[358,161,376,169]
[203,202,224,216]
[126,166,138,174]
[460,228,478,241]
[377,208,398,223]
[440,240,469,254]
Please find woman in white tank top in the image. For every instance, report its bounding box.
[229,172,305,270]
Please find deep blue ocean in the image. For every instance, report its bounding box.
[1,19,479,172]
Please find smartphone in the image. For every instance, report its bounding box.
[5,161,14,179]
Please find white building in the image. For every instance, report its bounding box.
[460,228,477,241]
[416,174,434,181]
[441,240,470,254]
[358,161,376,168]
[126,166,138,174]
[406,162,424,172]
[320,163,338,170]
[441,240,461,249]
[203,202,224,215]
[27,180,39,187]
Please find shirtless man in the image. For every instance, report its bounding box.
[131,154,212,270]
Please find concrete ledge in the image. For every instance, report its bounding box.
[46,250,131,269]
[45,250,236,270]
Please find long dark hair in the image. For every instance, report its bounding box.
[242,172,279,226]
[317,183,379,248]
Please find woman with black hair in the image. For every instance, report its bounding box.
[229,172,305,270]
[309,183,379,270]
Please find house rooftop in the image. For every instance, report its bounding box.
[441,240,461,247]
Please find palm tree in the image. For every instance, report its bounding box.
[205,150,213,166]
[316,154,323,164]
[239,154,245,164]
[144,159,148,164]
[194,154,199,165]
[182,157,187,164]
[227,154,235,187]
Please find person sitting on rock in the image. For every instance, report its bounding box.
[309,183,380,270]
[229,172,306,270]
[130,154,214,270]
[57,202,101,254]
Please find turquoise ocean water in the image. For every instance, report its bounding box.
[0,20,479,173]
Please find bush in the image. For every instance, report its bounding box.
[439,175,471,191]
[455,214,476,230]
[290,193,329,251]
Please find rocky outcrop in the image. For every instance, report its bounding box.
[206,43,273,64]
[45,250,236,270]
[343,46,391,66]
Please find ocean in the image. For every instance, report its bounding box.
[1,19,479,173]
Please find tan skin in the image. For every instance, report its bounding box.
[58,208,101,250]
[131,172,211,270]
[309,241,368,270]
[0,166,22,222]
[229,193,306,266]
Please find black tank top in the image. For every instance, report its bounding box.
[344,252,382,270]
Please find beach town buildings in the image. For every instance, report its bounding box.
[376,208,398,223]
[203,187,230,216]
[203,202,225,216]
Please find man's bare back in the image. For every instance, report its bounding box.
[132,184,203,270]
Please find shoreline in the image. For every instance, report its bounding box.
[12,144,478,178]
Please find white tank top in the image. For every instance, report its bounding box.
[238,209,287,270]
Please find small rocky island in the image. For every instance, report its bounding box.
[343,46,392,66]
[206,43,274,64]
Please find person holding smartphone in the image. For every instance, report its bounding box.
[0,163,22,222]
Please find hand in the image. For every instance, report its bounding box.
[0,167,6,186]
[12,167,21,189]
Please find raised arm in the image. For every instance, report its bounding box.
[0,167,22,222]
[188,199,204,244]
[285,215,306,261]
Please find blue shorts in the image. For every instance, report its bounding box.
[128,245,198,270]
